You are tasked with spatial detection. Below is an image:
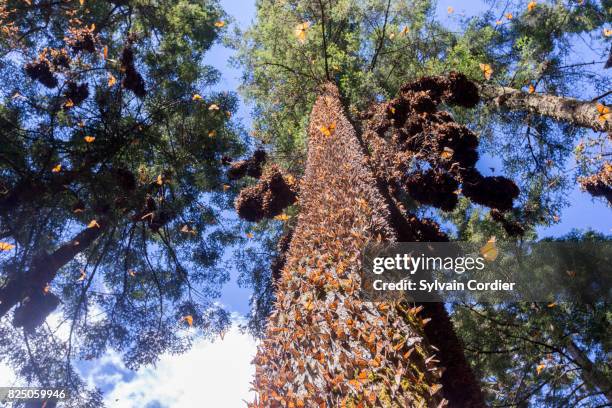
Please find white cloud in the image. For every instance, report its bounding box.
[97,324,257,408]
[0,362,16,385]
[1,312,257,407]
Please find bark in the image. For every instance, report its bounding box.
[0,220,107,320]
[478,83,612,132]
[250,84,447,407]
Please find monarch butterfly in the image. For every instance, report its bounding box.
[479,63,493,80]
[294,22,310,44]
[480,236,498,261]
[319,122,336,137]
[0,242,15,251]
[527,1,537,12]
[597,103,610,123]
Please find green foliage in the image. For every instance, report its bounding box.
[453,233,611,407]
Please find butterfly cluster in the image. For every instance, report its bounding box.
[362,72,522,237]
[235,165,297,222]
[65,24,97,54]
[228,149,268,180]
[24,48,74,89]
[579,162,612,204]
[120,43,147,98]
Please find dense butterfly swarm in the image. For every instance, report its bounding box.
[234,84,446,407]
[361,72,523,239]
[579,162,612,205]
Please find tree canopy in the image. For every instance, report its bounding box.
[0,0,246,405]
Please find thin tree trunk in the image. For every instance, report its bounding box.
[567,340,612,402]
[250,84,447,406]
[0,220,107,319]
[478,83,611,132]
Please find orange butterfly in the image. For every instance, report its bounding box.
[87,219,100,228]
[597,103,610,123]
[527,1,537,12]
[319,122,336,137]
[479,63,493,80]
[480,236,498,262]
[182,315,194,327]
[294,22,310,44]
[0,242,15,251]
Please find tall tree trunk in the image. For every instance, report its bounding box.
[251,84,463,407]
[0,220,107,320]
[478,83,611,132]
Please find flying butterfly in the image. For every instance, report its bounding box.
[479,63,493,80]
[527,1,537,11]
[108,73,117,87]
[0,242,15,251]
[182,315,194,327]
[294,22,311,44]
[87,219,100,228]
[480,236,498,262]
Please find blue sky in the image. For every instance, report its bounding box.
[2,1,609,407]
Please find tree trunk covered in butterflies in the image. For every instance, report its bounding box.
[236,73,521,406]
[478,83,611,132]
[248,84,455,407]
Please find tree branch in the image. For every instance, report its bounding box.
[478,83,612,132]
